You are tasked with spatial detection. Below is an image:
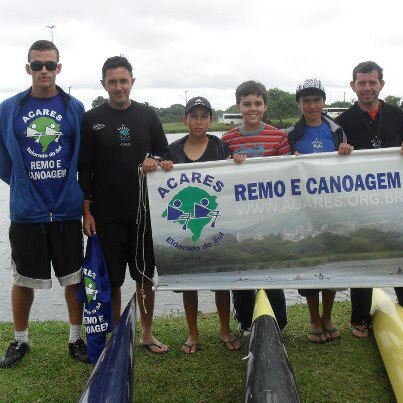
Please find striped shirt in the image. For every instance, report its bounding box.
[221,123,290,157]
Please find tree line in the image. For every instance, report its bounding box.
[154,227,403,274]
[91,92,403,124]
[91,89,301,123]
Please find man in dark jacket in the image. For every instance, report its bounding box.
[0,40,87,368]
[79,56,170,354]
[336,61,403,338]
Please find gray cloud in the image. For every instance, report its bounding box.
[1,0,403,107]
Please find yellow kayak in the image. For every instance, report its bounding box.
[371,288,403,402]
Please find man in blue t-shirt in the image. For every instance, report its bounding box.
[0,40,88,368]
[286,79,353,344]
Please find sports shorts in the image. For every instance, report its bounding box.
[95,220,155,288]
[10,220,83,289]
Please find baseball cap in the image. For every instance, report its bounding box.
[185,96,212,115]
[295,78,326,101]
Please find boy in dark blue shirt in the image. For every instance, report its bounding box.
[286,78,352,343]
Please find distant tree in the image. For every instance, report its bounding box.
[327,100,352,108]
[213,109,225,121]
[267,88,299,123]
[155,103,185,123]
[226,105,238,113]
[384,95,402,108]
[92,96,108,108]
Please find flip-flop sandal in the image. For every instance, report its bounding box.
[220,337,241,351]
[324,327,341,341]
[140,342,169,354]
[308,330,327,344]
[351,325,370,339]
[181,342,201,354]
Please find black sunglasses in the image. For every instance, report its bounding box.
[30,61,58,72]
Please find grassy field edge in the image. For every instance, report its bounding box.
[0,301,395,402]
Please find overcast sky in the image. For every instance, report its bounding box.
[1,0,402,111]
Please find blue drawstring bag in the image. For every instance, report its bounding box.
[77,235,113,364]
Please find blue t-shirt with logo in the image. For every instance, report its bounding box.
[295,121,336,154]
[14,94,74,210]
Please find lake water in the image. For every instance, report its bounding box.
[0,132,396,322]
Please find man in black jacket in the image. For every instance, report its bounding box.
[79,56,170,353]
[336,61,403,338]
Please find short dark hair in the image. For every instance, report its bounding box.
[28,40,59,62]
[235,80,268,105]
[352,61,383,82]
[102,56,133,80]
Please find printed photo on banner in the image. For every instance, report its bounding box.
[147,149,403,276]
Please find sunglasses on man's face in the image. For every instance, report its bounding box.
[29,61,58,72]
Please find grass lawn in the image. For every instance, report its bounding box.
[0,302,395,402]
[163,122,235,134]
[163,118,299,134]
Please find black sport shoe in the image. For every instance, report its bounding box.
[68,338,89,363]
[0,340,30,369]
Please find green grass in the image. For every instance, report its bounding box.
[0,302,395,402]
[163,122,235,134]
[269,117,299,128]
[163,118,299,134]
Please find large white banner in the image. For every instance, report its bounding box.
[146,148,403,289]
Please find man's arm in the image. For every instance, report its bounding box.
[150,109,169,157]
[393,111,403,155]
[0,142,12,185]
[140,109,172,173]
[400,113,403,147]
[0,103,12,185]
[78,115,96,236]
[142,154,173,173]
[78,115,94,200]
[337,143,354,155]
[337,127,354,155]
[82,199,96,236]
